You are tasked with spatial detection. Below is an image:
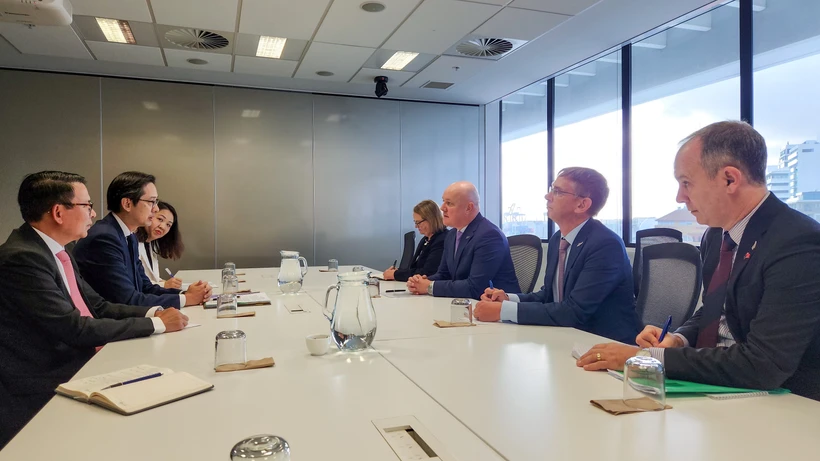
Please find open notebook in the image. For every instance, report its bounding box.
[56,365,213,415]
[204,292,271,308]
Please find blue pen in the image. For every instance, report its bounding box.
[489,280,494,289]
[165,268,175,278]
[657,315,673,343]
[100,372,163,390]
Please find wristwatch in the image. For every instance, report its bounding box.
[427,281,434,296]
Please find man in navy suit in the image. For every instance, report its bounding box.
[407,181,518,299]
[475,167,639,344]
[73,172,210,309]
[578,122,820,400]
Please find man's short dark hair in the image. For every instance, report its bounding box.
[18,171,87,223]
[107,171,156,213]
[557,167,610,217]
[681,121,767,185]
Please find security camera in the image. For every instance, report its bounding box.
[374,76,389,98]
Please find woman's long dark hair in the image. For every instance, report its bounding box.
[136,201,184,260]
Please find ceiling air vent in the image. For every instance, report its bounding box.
[421,81,454,90]
[444,35,527,61]
[164,28,229,50]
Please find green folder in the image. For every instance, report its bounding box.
[609,370,791,395]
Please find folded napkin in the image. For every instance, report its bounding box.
[217,311,256,318]
[590,397,672,415]
[215,357,275,373]
[432,320,475,328]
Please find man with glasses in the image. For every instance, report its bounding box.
[73,172,211,309]
[0,171,190,448]
[475,167,640,344]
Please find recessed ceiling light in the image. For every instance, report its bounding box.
[256,36,287,59]
[96,17,136,44]
[142,101,160,111]
[360,2,386,13]
[381,51,419,71]
[187,58,209,65]
[241,110,261,118]
[316,71,334,77]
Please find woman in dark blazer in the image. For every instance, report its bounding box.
[383,199,447,282]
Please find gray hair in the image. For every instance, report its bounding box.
[680,121,767,185]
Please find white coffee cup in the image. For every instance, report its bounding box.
[305,334,330,356]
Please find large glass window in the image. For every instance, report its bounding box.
[753,0,820,223]
[631,2,739,243]
[554,50,623,237]
[500,81,548,237]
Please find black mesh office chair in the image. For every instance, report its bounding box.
[633,228,683,297]
[398,231,416,270]
[636,242,702,331]
[507,234,543,293]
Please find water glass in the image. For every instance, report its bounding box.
[230,435,290,460]
[222,274,239,294]
[623,354,666,409]
[217,293,237,316]
[215,330,247,368]
[352,265,364,272]
[224,261,236,273]
[328,259,339,271]
[450,298,473,323]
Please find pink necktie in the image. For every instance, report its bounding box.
[556,238,570,302]
[56,250,101,351]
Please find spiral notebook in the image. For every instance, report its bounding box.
[606,370,790,399]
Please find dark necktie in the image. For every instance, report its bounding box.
[454,230,463,256]
[696,232,736,348]
[556,238,570,302]
[144,242,153,269]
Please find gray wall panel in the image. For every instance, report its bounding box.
[214,87,314,268]
[101,78,215,271]
[399,102,480,235]
[313,95,401,269]
[0,70,102,240]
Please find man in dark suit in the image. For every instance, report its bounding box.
[475,167,639,344]
[73,172,210,309]
[406,181,519,299]
[578,121,820,400]
[0,171,189,448]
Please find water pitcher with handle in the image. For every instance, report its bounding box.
[278,250,308,294]
[324,271,377,351]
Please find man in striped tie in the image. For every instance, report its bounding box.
[578,121,820,401]
[0,171,189,448]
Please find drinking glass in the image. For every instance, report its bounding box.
[217,293,237,316]
[623,354,666,409]
[230,435,290,460]
[328,259,339,271]
[222,274,239,294]
[450,298,472,323]
[215,330,247,368]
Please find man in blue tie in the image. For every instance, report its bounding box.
[73,172,211,308]
[474,167,639,344]
[578,121,820,400]
[406,181,518,299]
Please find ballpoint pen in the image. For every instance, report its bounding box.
[489,280,494,290]
[165,268,174,278]
[392,259,398,268]
[100,372,163,390]
[658,315,673,343]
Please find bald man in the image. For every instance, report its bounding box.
[407,182,519,299]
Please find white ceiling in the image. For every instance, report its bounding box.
[0,0,721,105]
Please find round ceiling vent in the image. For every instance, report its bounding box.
[164,28,229,50]
[455,38,513,57]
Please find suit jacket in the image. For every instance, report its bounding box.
[516,219,639,344]
[138,241,163,285]
[428,213,519,299]
[0,224,154,447]
[73,213,181,308]
[668,194,820,400]
[394,230,446,282]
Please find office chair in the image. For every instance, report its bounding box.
[633,228,683,297]
[507,234,543,293]
[636,242,702,331]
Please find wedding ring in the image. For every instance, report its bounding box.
[596,353,602,362]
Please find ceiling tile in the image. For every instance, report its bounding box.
[474,7,568,41]
[152,0,239,32]
[69,0,153,22]
[234,56,298,78]
[164,49,232,71]
[0,24,92,59]
[363,49,437,73]
[73,16,159,47]
[240,0,331,40]
[350,68,415,86]
[404,55,492,88]
[314,0,420,48]
[509,0,601,16]
[382,0,501,55]
[294,42,375,82]
[234,34,307,60]
[87,42,165,66]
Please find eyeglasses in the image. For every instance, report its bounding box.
[138,198,159,208]
[63,202,94,215]
[413,219,427,226]
[548,185,586,198]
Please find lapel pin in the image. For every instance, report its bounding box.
[744,252,751,260]
[577,241,584,247]
[751,241,757,250]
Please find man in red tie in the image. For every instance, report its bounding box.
[0,171,189,448]
[577,121,820,401]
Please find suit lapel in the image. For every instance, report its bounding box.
[454,214,482,270]
[564,220,594,275]
[543,231,560,301]
[20,224,77,303]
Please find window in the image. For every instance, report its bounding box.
[754,0,820,223]
[500,81,548,237]
[631,2,739,243]
[554,50,623,237]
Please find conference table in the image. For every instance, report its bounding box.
[3,266,820,460]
